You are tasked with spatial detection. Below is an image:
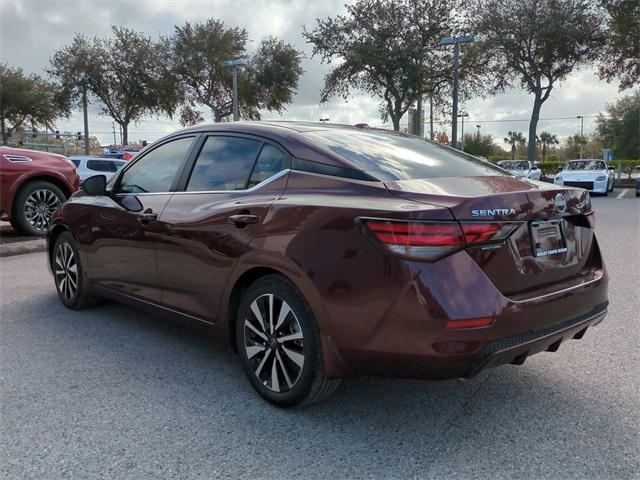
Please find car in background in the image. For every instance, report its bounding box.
[0,146,80,236]
[47,122,607,406]
[69,156,127,182]
[497,160,542,180]
[104,147,141,160]
[554,159,614,195]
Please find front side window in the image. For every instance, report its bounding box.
[119,137,195,193]
[186,136,262,191]
[305,129,506,181]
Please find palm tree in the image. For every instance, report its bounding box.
[504,131,526,160]
[537,131,559,162]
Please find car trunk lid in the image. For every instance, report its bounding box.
[385,176,597,296]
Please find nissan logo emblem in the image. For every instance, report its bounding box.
[555,193,567,213]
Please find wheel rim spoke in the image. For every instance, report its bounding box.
[255,349,271,377]
[246,345,266,359]
[275,350,293,389]
[270,358,281,392]
[244,319,267,342]
[282,346,304,369]
[277,331,303,343]
[275,301,291,332]
[250,300,267,333]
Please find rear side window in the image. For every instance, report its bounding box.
[119,137,195,193]
[87,160,117,172]
[248,144,288,188]
[305,130,505,181]
[187,136,262,191]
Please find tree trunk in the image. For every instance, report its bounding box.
[542,144,547,162]
[1,115,6,145]
[121,122,129,146]
[528,93,543,163]
[391,114,400,131]
[511,144,516,160]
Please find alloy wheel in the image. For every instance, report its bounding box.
[243,293,305,393]
[55,242,78,301]
[24,189,60,232]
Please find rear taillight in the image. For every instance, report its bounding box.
[362,219,519,261]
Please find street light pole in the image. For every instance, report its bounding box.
[576,115,584,159]
[476,124,481,139]
[82,83,90,155]
[223,58,247,122]
[458,112,469,152]
[440,34,474,149]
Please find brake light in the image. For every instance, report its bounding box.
[362,220,520,261]
[460,222,520,244]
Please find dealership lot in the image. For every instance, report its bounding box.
[1,193,638,479]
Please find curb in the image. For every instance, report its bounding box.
[0,239,47,258]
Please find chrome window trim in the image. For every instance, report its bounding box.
[115,169,289,197]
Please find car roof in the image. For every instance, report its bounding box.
[161,121,404,170]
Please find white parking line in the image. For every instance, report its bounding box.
[616,189,629,198]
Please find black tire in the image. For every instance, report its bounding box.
[13,180,66,236]
[52,232,102,309]
[236,274,340,407]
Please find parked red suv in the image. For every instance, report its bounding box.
[0,146,80,235]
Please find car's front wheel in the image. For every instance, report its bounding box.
[236,274,340,407]
[52,232,101,309]
[13,181,66,236]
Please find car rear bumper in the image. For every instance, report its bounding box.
[464,302,607,377]
[322,247,608,380]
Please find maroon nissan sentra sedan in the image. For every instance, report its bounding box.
[47,122,608,406]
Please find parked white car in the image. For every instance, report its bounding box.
[69,156,127,182]
[554,159,615,195]
[497,160,542,180]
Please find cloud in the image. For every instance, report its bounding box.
[0,0,624,147]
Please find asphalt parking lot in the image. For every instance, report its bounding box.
[1,192,638,480]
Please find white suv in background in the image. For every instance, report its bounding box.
[554,159,615,195]
[69,156,127,182]
[497,160,542,180]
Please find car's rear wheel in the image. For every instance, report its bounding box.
[13,181,66,236]
[52,232,101,309]
[236,274,340,407]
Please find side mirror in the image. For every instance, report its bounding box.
[81,175,107,196]
[607,166,615,171]
[557,166,563,172]
[531,165,539,170]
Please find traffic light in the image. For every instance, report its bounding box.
[77,131,82,141]
[55,130,60,140]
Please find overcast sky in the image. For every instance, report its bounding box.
[0,0,625,147]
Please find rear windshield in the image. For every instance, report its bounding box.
[565,160,606,171]
[499,161,529,170]
[304,129,505,181]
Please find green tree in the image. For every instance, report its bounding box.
[537,132,559,161]
[170,19,302,123]
[471,0,606,162]
[596,90,640,159]
[598,0,640,91]
[504,131,526,159]
[463,133,500,158]
[50,27,179,145]
[304,0,462,131]
[0,64,69,145]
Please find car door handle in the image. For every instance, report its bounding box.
[228,214,259,227]
[137,211,158,225]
